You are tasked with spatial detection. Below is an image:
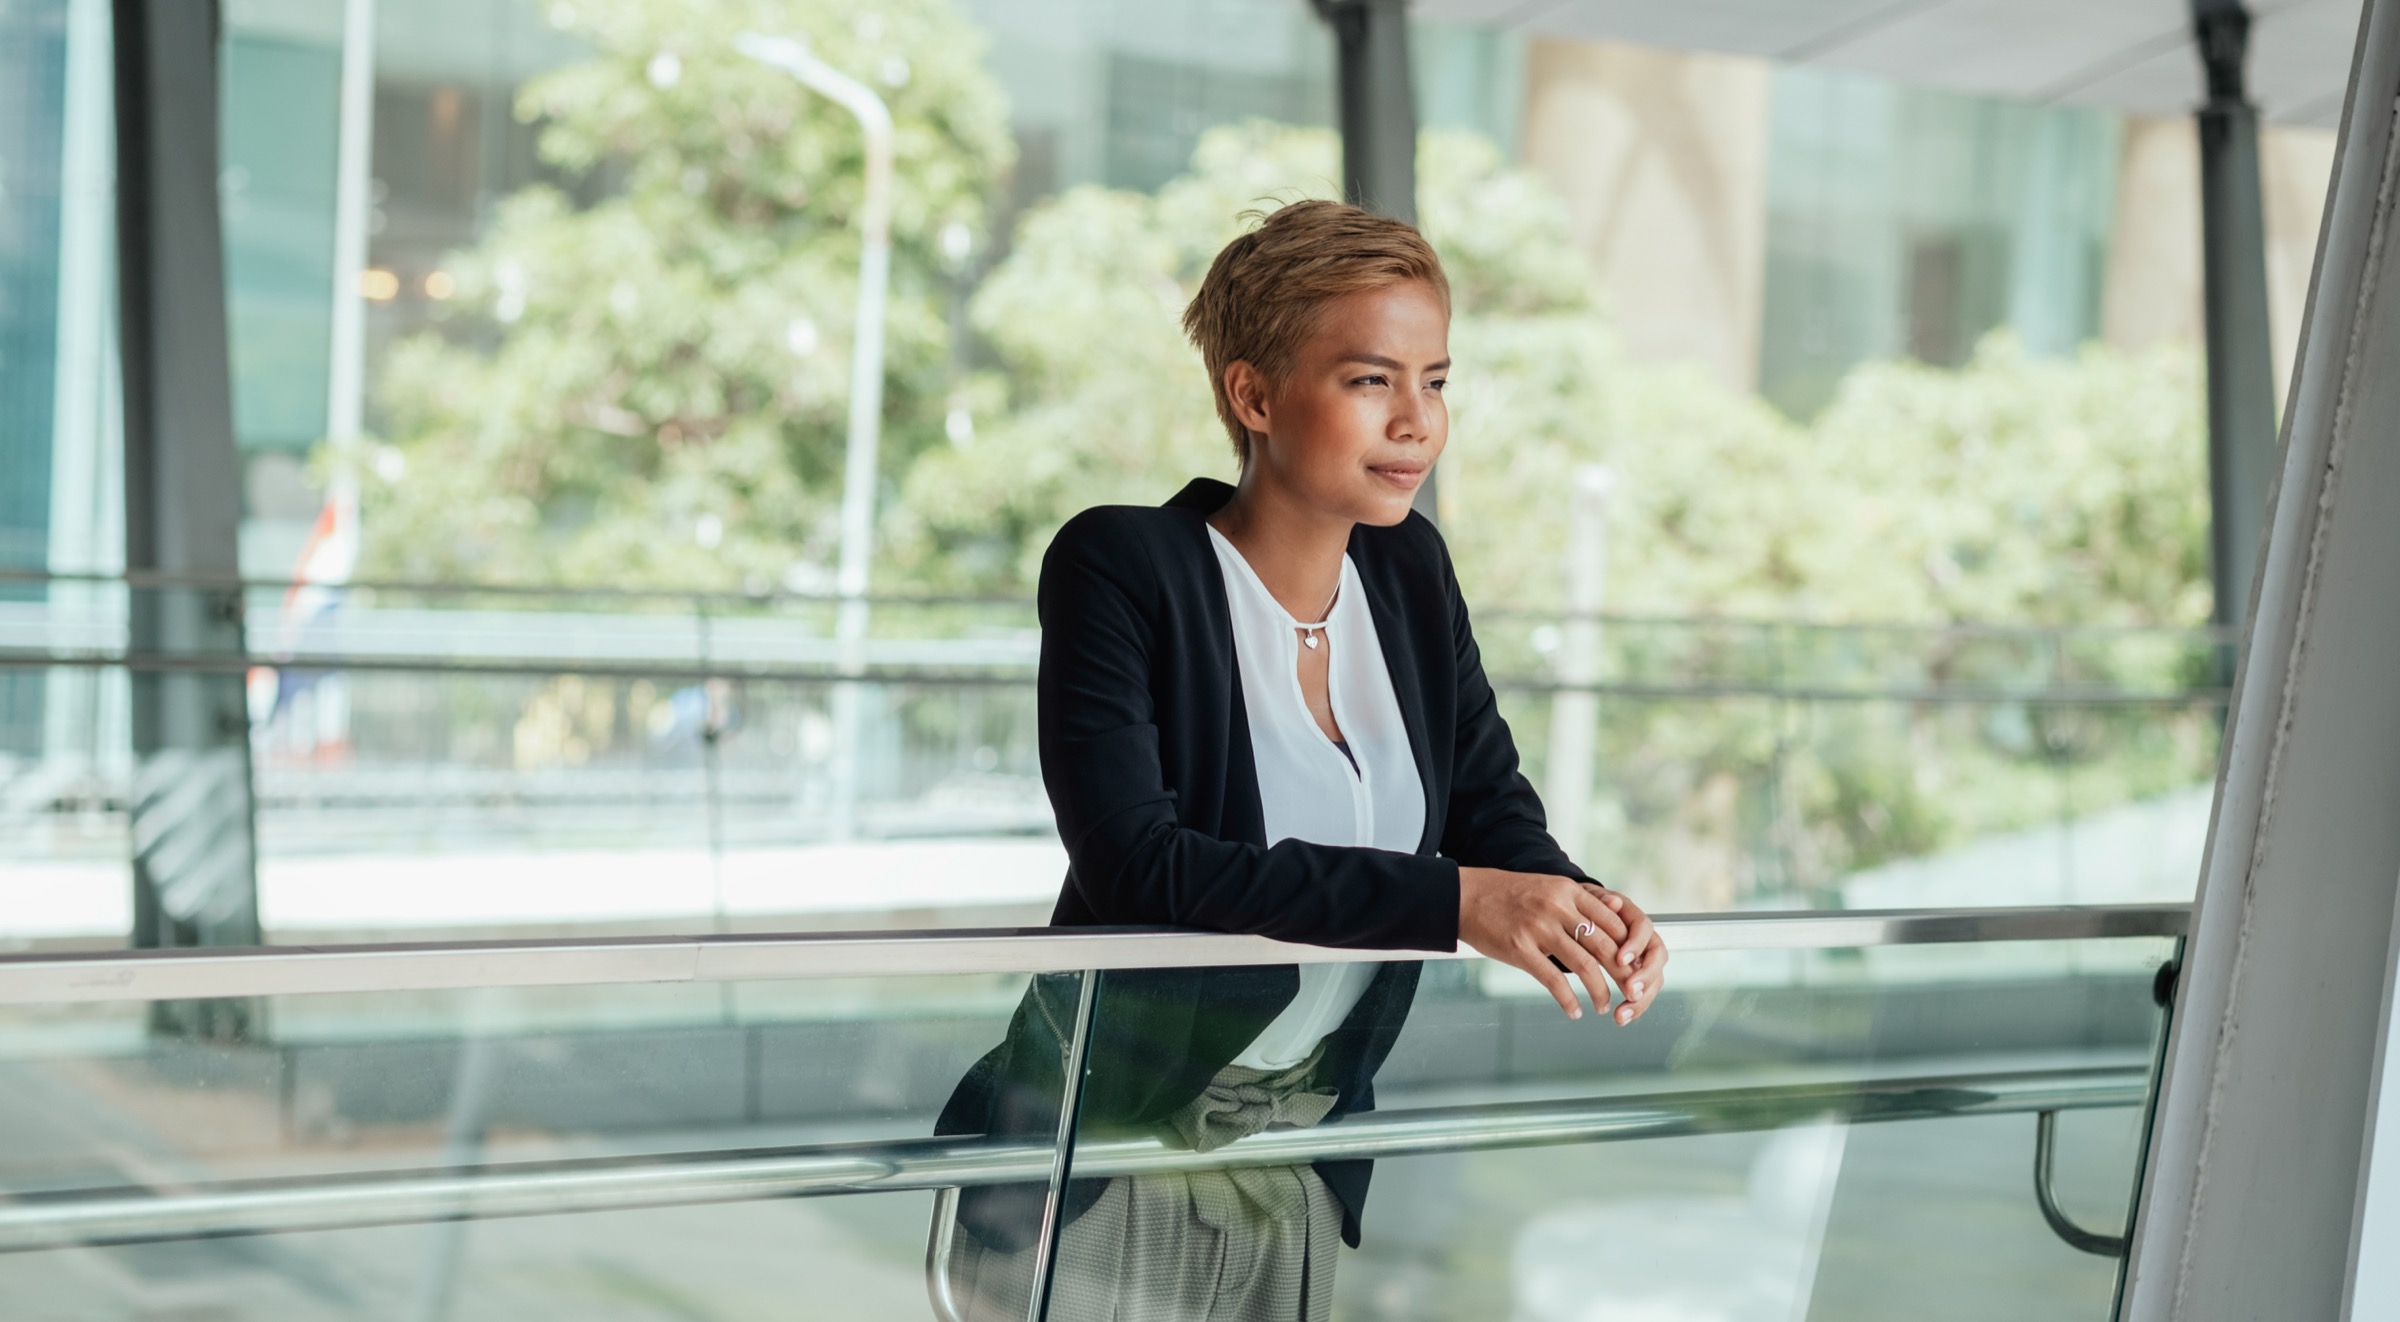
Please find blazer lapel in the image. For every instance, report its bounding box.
[1352,531,1443,856]
[1163,478,1268,850]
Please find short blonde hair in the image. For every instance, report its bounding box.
[1182,200,1451,461]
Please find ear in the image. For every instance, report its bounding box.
[1223,360,1273,444]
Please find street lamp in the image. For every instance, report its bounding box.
[737,33,893,840]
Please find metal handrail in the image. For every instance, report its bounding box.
[0,564,2246,642]
[0,905,2190,1005]
[0,1064,2146,1254]
[0,645,2232,706]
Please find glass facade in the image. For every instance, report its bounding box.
[1758,71,2122,417]
[0,2,2333,949]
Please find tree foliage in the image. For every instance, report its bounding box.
[358,0,1011,591]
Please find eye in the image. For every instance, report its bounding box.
[1427,378,1448,393]
[1351,374,1388,388]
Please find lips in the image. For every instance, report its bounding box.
[1369,462,1427,489]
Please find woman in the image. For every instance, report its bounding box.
[939,199,1667,1321]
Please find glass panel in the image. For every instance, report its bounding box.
[1044,938,2173,1320]
[0,967,1087,1321]
[2,584,2226,953]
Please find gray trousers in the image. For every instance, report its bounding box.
[948,1051,1343,1322]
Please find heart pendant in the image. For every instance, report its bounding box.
[1303,632,1320,649]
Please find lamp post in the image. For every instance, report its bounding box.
[737,33,892,840]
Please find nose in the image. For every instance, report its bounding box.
[1390,381,1432,443]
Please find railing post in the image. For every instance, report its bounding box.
[1024,969,1100,1322]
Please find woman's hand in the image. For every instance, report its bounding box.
[1594,887,1666,1024]
[1457,869,1668,1025]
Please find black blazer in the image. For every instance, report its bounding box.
[938,478,1588,1250]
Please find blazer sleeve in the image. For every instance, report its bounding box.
[1430,532,1596,884]
[1038,511,1460,951]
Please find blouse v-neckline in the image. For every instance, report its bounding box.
[1208,526,1342,632]
[1206,525,1354,749]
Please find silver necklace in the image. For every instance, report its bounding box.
[1295,583,1339,650]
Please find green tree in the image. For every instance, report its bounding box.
[354,0,1011,591]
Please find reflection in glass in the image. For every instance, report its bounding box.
[0,968,1082,1320]
[1004,938,2175,1321]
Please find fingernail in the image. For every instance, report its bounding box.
[1617,1006,1633,1024]
[1632,980,1646,996]
[1569,1006,1582,1020]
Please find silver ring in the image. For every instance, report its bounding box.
[1573,921,1598,939]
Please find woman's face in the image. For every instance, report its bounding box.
[1231,280,1449,528]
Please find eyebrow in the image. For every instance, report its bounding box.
[1337,353,1451,372]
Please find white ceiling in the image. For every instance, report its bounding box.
[1415,0,2364,127]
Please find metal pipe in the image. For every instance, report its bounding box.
[926,1187,968,1322]
[0,647,2234,711]
[1024,971,1100,1322]
[2034,1109,2129,1256]
[0,904,2192,1006]
[0,1065,2147,1253]
[735,33,893,842]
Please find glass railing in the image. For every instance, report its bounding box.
[0,903,2184,1319]
[2,572,2223,950]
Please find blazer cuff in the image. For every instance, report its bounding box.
[1411,856,1463,952]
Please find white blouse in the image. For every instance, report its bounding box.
[1207,526,1428,1070]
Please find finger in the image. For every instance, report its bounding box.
[1633,931,1670,978]
[1619,913,1658,970]
[1630,957,1661,1002]
[1571,888,1630,946]
[1546,929,1615,1018]
[1624,951,1661,1004]
[1521,946,1584,1020]
[1567,915,1623,979]
[1625,971,1665,1022]
[1584,887,1641,940]
[1620,962,1667,1025]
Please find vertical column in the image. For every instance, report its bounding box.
[2192,0,2280,649]
[1543,466,1610,865]
[111,0,262,1027]
[2120,0,2400,1312]
[1313,0,1435,521]
[44,0,126,779]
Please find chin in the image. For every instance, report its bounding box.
[1352,492,1420,527]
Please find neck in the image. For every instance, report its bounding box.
[1207,470,1352,621]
